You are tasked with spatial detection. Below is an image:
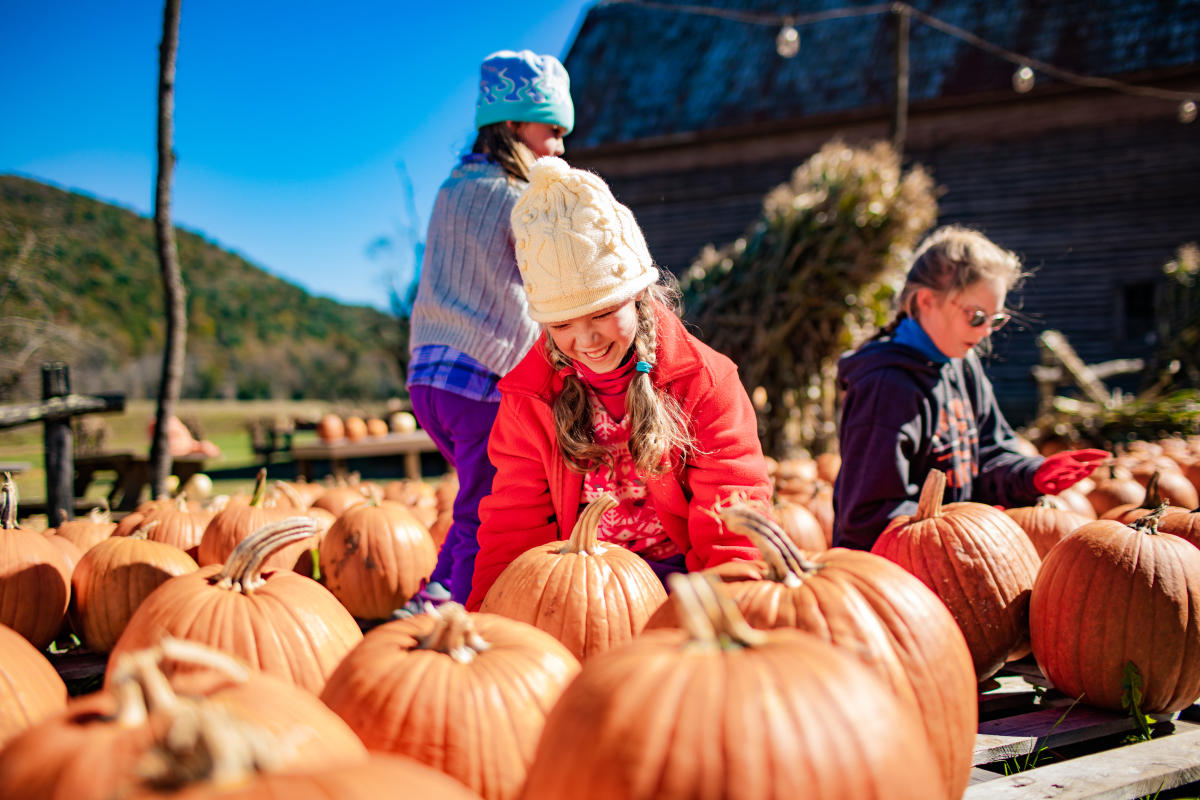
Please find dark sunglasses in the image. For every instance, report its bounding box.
[958,303,1011,331]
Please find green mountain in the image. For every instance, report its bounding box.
[0,174,405,402]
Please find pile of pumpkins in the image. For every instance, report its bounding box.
[0,433,1197,799]
[316,409,418,443]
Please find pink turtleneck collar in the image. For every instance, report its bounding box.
[573,349,636,421]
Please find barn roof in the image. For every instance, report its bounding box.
[562,0,1200,148]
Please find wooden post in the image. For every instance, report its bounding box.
[891,5,910,156]
[41,362,74,523]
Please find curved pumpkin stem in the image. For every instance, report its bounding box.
[558,494,619,555]
[108,637,252,729]
[1,472,17,529]
[721,504,821,587]
[210,517,316,593]
[417,602,491,664]
[1138,471,1163,510]
[667,572,767,650]
[914,469,947,522]
[272,480,305,510]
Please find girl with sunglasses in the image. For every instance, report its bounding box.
[832,225,1106,550]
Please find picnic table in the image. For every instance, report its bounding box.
[74,451,208,511]
[290,431,439,481]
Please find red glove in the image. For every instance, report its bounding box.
[1033,449,1109,495]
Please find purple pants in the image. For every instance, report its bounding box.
[409,386,500,604]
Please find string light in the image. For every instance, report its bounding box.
[776,19,800,58]
[599,0,1198,123]
[1012,65,1035,93]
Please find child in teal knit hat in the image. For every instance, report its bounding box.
[406,49,575,605]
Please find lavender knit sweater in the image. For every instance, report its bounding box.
[409,160,539,378]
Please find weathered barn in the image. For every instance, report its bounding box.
[562,0,1200,422]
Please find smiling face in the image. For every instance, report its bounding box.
[509,121,566,158]
[546,298,640,374]
[915,276,1007,359]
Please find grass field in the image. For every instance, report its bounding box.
[1,398,414,528]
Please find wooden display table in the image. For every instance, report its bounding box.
[290,431,439,481]
[74,451,208,511]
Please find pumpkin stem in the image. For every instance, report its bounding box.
[131,519,158,541]
[721,504,820,586]
[914,469,947,521]
[1138,472,1163,510]
[249,468,268,507]
[417,602,491,663]
[273,480,305,510]
[558,494,619,555]
[1131,504,1170,535]
[1,472,17,529]
[88,503,113,524]
[137,700,283,790]
[668,572,767,650]
[211,517,316,593]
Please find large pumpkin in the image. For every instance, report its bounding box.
[0,638,368,800]
[197,469,308,571]
[1158,505,1200,548]
[872,469,1040,681]
[521,573,945,800]
[0,472,72,649]
[479,494,666,660]
[0,622,67,748]
[1030,510,1200,713]
[69,530,199,652]
[319,500,438,619]
[108,518,363,694]
[321,604,579,800]
[1005,496,1092,559]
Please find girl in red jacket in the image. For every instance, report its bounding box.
[465,157,770,610]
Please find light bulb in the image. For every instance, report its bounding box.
[1012,65,1035,93]
[776,24,800,58]
[1179,100,1197,124]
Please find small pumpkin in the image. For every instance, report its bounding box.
[108,518,363,694]
[1005,496,1092,559]
[0,473,72,649]
[343,416,368,442]
[117,495,212,559]
[316,413,345,442]
[1100,471,1188,524]
[479,495,667,660]
[1030,510,1200,713]
[52,505,116,553]
[774,499,826,552]
[321,604,579,800]
[1086,465,1144,516]
[872,469,1040,681]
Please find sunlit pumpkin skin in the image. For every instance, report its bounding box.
[0,622,67,748]
[383,479,439,528]
[107,519,363,695]
[479,495,667,660]
[343,416,368,441]
[646,506,976,800]
[52,506,116,553]
[1100,472,1188,524]
[1043,487,1097,519]
[0,639,368,800]
[1006,496,1092,559]
[316,413,345,442]
[124,754,485,800]
[45,534,83,576]
[319,501,438,619]
[197,469,305,571]
[1030,512,1200,713]
[70,533,199,653]
[117,495,212,559]
[310,483,370,517]
[0,473,72,649]
[1086,466,1145,516]
[1159,507,1200,548]
[872,469,1040,682]
[521,573,945,800]
[775,500,826,552]
[321,605,579,800]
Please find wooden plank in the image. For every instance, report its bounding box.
[0,394,125,429]
[1037,330,1114,408]
[973,706,1163,766]
[289,431,437,461]
[979,675,1041,717]
[964,727,1200,800]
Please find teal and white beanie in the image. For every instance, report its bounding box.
[475,50,574,134]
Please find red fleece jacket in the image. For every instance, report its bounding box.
[466,302,769,610]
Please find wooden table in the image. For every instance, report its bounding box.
[74,451,208,511]
[290,431,439,481]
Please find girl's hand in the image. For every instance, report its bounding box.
[1033,449,1109,494]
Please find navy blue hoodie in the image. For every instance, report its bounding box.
[832,337,1044,551]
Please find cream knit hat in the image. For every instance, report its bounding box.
[511,157,658,324]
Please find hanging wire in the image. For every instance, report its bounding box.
[597,0,1198,108]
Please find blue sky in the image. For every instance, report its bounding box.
[1,0,595,310]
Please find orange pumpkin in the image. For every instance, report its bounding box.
[0,622,67,749]
[343,416,368,441]
[108,518,363,694]
[52,506,116,553]
[774,499,826,552]
[70,531,199,653]
[1005,496,1092,559]
[197,469,306,571]
[321,604,579,800]
[521,573,945,800]
[1159,506,1200,548]
[1031,511,1200,712]
[310,482,369,517]
[1086,465,1144,516]
[872,469,1040,682]
[1100,472,1188,524]
[646,505,977,800]
[365,417,390,437]
[319,501,437,619]
[0,473,72,649]
[117,495,212,559]
[316,413,345,442]
[0,638,368,800]
[479,495,666,660]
